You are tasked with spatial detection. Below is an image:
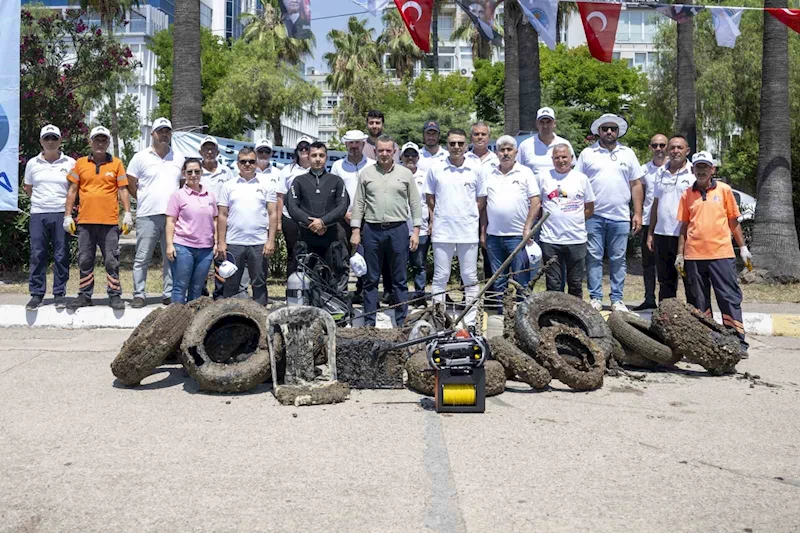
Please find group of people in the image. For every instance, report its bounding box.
[23,107,750,348]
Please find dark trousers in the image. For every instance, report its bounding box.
[685,258,746,346]
[77,224,121,297]
[654,234,693,304]
[283,214,300,275]
[641,225,656,304]
[362,222,409,326]
[298,226,350,292]
[409,234,429,298]
[540,242,586,298]
[29,212,70,296]
[223,244,267,305]
[344,221,392,297]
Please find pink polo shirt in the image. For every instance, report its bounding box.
[166,186,218,249]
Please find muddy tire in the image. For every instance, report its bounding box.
[165,297,216,362]
[112,304,193,386]
[405,352,505,397]
[180,299,272,393]
[514,292,613,362]
[611,337,659,369]
[607,311,679,365]
[536,325,605,391]
[651,299,744,375]
[488,337,551,389]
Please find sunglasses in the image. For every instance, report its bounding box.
[257,149,272,155]
[238,159,256,165]
[600,126,619,132]
[185,169,202,175]
[448,141,466,147]
[42,135,60,141]
[650,143,666,148]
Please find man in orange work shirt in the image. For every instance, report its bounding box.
[64,126,132,310]
[676,151,752,352]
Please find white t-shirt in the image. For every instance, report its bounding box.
[575,142,642,222]
[200,163,235,201]
[408,169,429,237]
[24,153,75,214]
[277,163,310,218]
[539,169,596,245]
[467,150,499,170]
[425,157,487,244]
[330,155,376,211]
[640,160,661,226]
[126,147,184,217]
[653,161,695,237]
[484,163,539,236]
[417,146,449,175]
[517,133,575,184]
[218,175,277,246]
[256,165,281,199]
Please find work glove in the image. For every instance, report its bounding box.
[63,215,76,235]
[739,245,753,271]
[674,254,686,278]
[122,212,133,235]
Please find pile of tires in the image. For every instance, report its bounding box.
[607,310,678,369]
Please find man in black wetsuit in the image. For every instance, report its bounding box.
[286,141,349,284]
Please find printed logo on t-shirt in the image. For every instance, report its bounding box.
[713,195,721,202]
[104,171,115,178]
[60,168,68,174]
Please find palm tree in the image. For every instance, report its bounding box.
[378,9,424,79]
[324,17,381,93]
[432,0,440,75]
[556,3,578,45]
[503,0,521,135]
[242,0,315,65]
[750,0,800,279]
[450,17,493,61]
[517,17,540,131]
[172,0,202,130]
[675,2,696,152]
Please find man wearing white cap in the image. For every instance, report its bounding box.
[255,138,278,182]
[64,126,132,310]
[401,142,430,306]
[127,117,185,308]
[23,125,76,310]
[576,113,644,312]
[517,107,575,184]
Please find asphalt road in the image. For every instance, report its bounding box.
[1,328,799,533]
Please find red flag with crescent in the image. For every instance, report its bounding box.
[767,8,800,35]
[394,0,433,52]
[578,2,622,63]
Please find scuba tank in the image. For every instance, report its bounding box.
[286,270,311,306]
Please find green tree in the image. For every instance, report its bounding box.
[242,0,315,64]
[472,59,504,125]
[95,94,140,163]
[324,17,381,94]
[410,73,474,114]
[378,8,424,80]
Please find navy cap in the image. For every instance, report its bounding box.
[423,120,440,133]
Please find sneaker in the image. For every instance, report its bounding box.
[130,297,145,309]
[109,295,125,310]
[162,297,172,306]
[381,292,392,306]
[54,294,66,310]
[611,301,630,313]
[590,299,603,311]
[26,295,43,311]
[351,292,363,305]
[632,301,657,312]
[68,294,93,310]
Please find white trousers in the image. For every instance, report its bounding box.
[432,242,480,326]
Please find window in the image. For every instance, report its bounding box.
[439,15,454,40]
[634,52,646,68]
[200,3,212,29]
[616,9,659,44]
[460,46,472,55]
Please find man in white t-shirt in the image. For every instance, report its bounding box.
[517,107,575,185]
[255,138,279,185]
[633,133,667,310]
[480,135,540,305]
[401,142,430,307]
[426,128,488,326]
[576,113,644,312]
[538,145,596,297]
[23,125,76,310]
[417,120,449,175]
[217,147,278,305]
[647,134,695,305]
[467,122,499,169]
[127,117,184,307]
[330,129,376,229]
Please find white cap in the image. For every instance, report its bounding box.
[525,240,542,267]
[692,151,715,166]
[349,253,367,278]
[90,126,111,140]
[536,107,556,121]
[401,142,420,154]
[341,129,368,143]
[40,125,61,139]
[200,135,218,148]
[255,138,273,151]
[297,135,314,146]
[152,117,172,131]
[218,260,238,279]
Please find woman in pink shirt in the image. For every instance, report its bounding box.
[166,159,218,303]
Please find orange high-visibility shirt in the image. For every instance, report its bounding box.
[677,179,740,260]
[67,153,128,225]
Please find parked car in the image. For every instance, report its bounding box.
[732,189,756,222]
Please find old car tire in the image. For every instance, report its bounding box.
[607,311,679,365]
[536,325,606,391]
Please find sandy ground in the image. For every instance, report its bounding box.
[1,328,799,533]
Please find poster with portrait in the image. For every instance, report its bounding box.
[455,0,500,44]
[280,0,312,39]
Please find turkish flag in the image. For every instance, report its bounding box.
[767,8,800,35]
[394,0,433,52]
[578,2,622,63]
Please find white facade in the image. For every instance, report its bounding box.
[306,73,340,144]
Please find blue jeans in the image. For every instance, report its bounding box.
[170,244,214,304]
[586,215,629,303]
[362,222,409,326]
[486,235,532,299]
[409,235,429,298]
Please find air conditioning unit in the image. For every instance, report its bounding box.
[460,68,473,76]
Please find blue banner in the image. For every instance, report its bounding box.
[0,0,20,211]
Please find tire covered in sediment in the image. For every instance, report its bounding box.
[611,337,659,369]
[650,298,744,375]
[180,299,272,393]
[404,352,506,397]
[514,292,614,362]
[607,311,679,365]
[112,303,193,386]
[165,297,216,362]
[488,337,551,389]
[536,325,605,391]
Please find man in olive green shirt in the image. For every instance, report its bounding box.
[351,135,422,325]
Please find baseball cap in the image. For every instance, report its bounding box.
[40,125,61,139]
[152,117,172,131]
[255,138,273,151]
[200,135,218,148]
[297,135,314,146]
[423,120,440,133]
[536,107,556,121]
[90,126,111,140]
[692,151,715,166]
[401,142,420,155]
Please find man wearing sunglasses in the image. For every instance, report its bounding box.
[632,133,668,311]
[576,113,644,312]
